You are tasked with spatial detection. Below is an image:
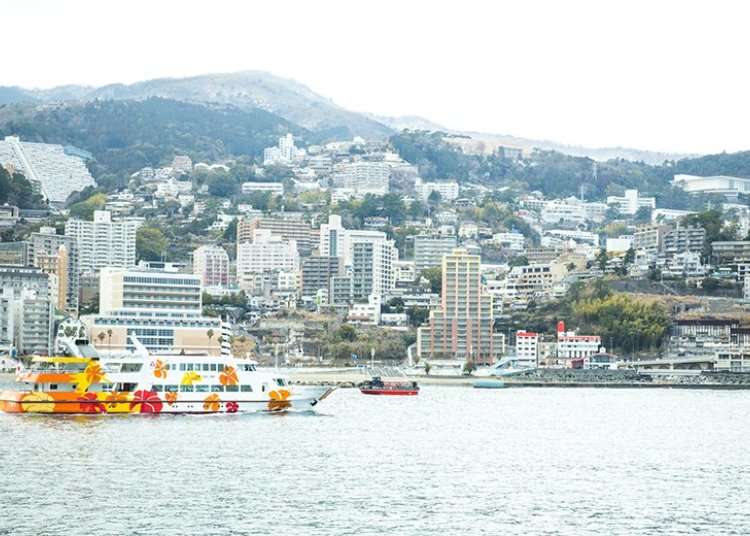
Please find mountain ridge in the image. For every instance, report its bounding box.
[0,70,704,162]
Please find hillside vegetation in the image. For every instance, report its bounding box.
[0,98,303,190]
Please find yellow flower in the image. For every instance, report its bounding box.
[180,371,203,385]
[21,392,56,413]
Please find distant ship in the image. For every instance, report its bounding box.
[0,338,334,415]
[359,376,420,396]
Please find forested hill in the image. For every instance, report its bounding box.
[0,98,304,190]
[390,130,750,207]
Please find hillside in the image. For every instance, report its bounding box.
[390,130,750,207]
[0,98,302,189]
[0,71,393,141]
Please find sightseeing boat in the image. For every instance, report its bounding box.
[0,341,334,415]
[359,376,420,396]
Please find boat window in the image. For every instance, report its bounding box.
[210,364,217,371]
[195,385,209,392]
[49,384,58,390]
[180,385,194,392]
[101,384,113,392]
[262,383,267,392]
[122,383,137,392]
[275,378,285,387]
[211,385,224,392]
[165,385,178,393]
[240,385,253,392]
[202,364,210,372]
[186,363,194,372]
[179,363,186,371]
[217,364,225,372]
[122,363,142,372]
[152,385,163,392]
[225,385,239,392]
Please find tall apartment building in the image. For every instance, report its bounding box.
[331,162,390,196]
[414,235,458,273]
[663,225,706,258]
[416,249,505,365]
[0,241,30,266]
[414,178,459,202]
[85,266,228,356]
[237,215,317,255]
[301,256,343,298]
[237,229,299,290]
[29,227,79,312]
[192,245,230,288]
[351,240,397,301]
[0,135,95,206]
[632,224,666,255]
[0,266,54,355]
[318,215,397,299]
[65,210,140,273]
[606,189,656,215]
[515,330,539,366]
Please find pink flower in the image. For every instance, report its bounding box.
[226,401,239,413]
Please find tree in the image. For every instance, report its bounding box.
[623,247,636,265]
[336,324,357,342]
[424,361,432,376]
[509,255,529,267]
[207,329,215,352]
[427,190,442,206]
[420,267,442,294]
[702,277,720,291]
[407,307,430,327]
[96,331,106,348]
[136,226,167,262]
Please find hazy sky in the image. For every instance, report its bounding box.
[3,0,749,154]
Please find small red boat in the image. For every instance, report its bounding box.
[359,376,420,396]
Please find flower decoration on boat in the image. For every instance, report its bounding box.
[105,392,131,412]
[153,359,168,379]
[129,390,163,414]
[226,401,239,413]
[180,371,202,385]
[219,366,238,386]
[267,389,291,411]
[165,391,178,406]
[202,393,221,412]
[20,392,56,413]
[74,361,108,393]
[78,392,106,414]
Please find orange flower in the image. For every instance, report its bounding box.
[105,392,131,411]
[165,391,178,406]
[267,389,291,412]
[85,362,105,385]
[219,366,238,386]
[153,359,168,379]
[203,393,221,412]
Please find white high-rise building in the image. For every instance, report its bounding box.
[65,210,141,273]
[86,266,229,356]
[0,135,95,206]
[236,229,300,289]
[606,189,656,215]
[414,178,459,202]
[319,215,397,299]
[331,162,390,198]
[192,245,230,288]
